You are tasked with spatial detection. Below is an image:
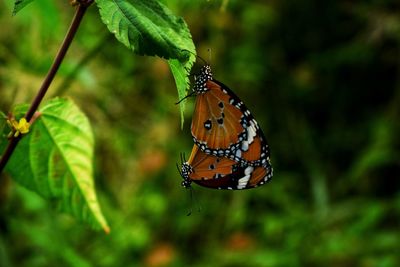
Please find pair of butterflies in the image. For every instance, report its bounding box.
[178,63,273,190]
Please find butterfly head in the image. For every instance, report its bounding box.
[180,162,193,188]
[177,153,194,189]
[193,65,213,94]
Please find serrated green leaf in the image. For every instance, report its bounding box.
[96,0,194,62]
[13,0,35,16]
[168,58,192,128]
[96,0,196,126]
[3,98,109,233]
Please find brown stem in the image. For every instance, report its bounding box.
[0,1,93,173]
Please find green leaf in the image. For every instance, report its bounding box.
[96,0,194,62]
[3,98,109,233]
[13,0,35,16]
[96,0,196,126]
[168,58,192,128]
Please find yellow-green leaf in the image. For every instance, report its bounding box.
[3,98,109,233]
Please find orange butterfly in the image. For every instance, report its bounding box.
[179,145,272,190]
[191,65,271,167]
[178,63,273,190]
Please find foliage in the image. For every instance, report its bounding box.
[96,0,194,61]
[12,0,34,15]
[1,0,195,234]
[0,98,109,232]
[0,0,399,267]
[96,0,195,125]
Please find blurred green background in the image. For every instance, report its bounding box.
[0,0,399,266]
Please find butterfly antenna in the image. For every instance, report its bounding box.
[181,49,208,66]
[180,152,184,165]
[176,162,182,176]
[186,186,201,216]
[175,91,195,105]
[207,48,212,66]
[191,186,202,213]
[186,186,194,216]
[183,152,187,162]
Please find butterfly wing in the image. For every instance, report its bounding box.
[187,145,237,180]
[194,164,272,190]
[181,145,273,190]
[192,78,271,166]
[191,80,246,150]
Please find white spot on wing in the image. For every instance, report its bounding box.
[241,141,249,151]
[244,166,254,176]
[237,166,254,189]
[235,149,242,158]
[246,120,257,144]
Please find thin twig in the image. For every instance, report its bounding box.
[0,1,93,173]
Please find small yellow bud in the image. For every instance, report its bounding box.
[7,117,30,138]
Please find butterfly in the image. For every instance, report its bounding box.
[190,64,271,168]
[177,62,273,190]
[178,145,272,190]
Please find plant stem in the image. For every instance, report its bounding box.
[0,1,93,173]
